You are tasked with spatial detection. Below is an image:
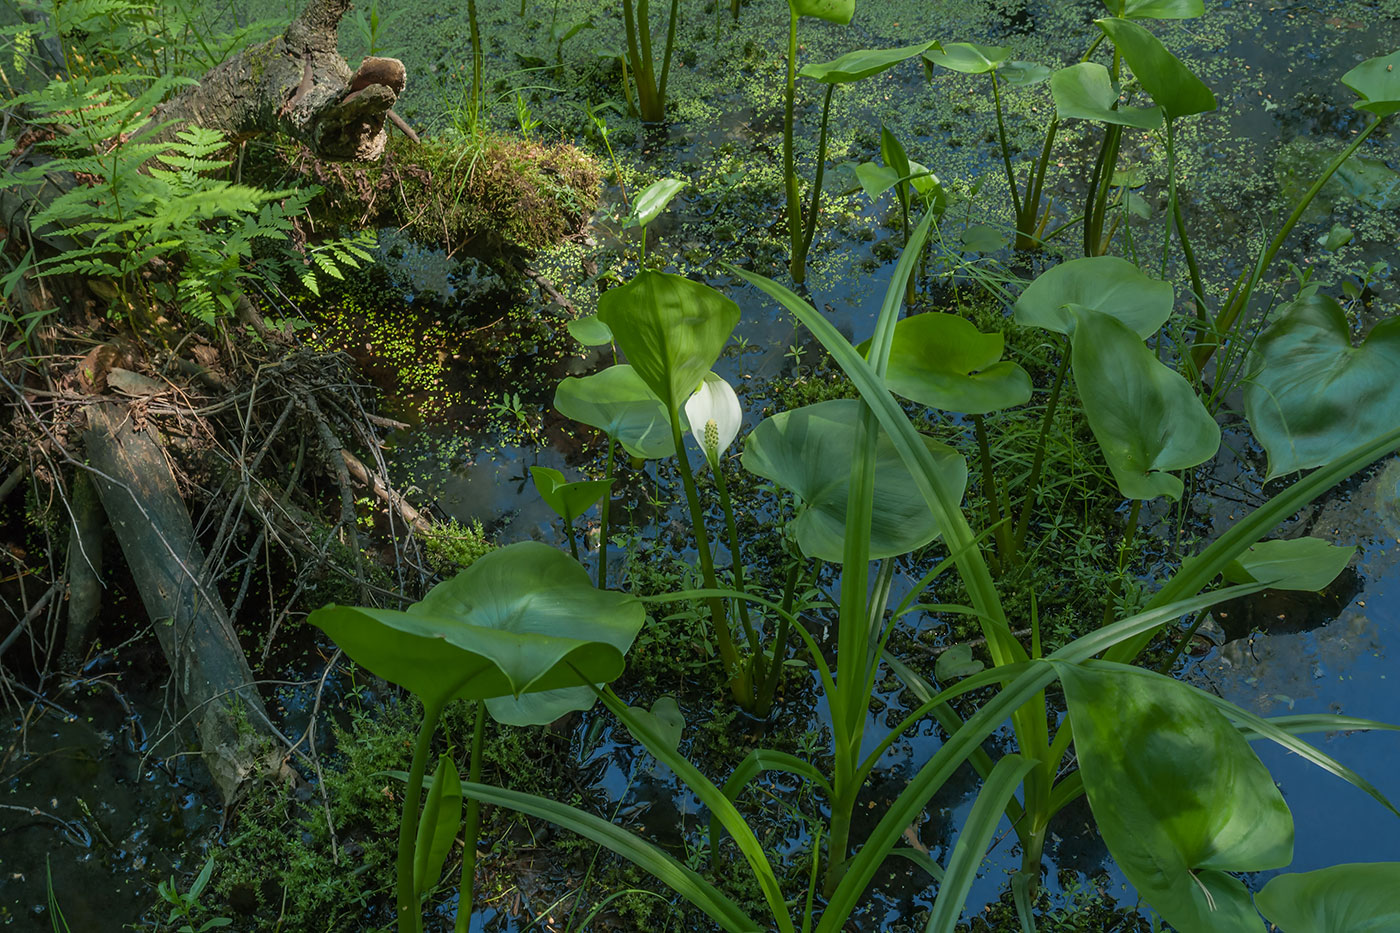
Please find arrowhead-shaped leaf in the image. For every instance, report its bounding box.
[799,41,935,83]
[1243,294,1400,478]
[1097,18,1217,119]
[741,399,966,562]
[1342,49,1400,116]
[1069,307,1220,500]
[554,365,676,460]
[1014,256,1175,338]
[623,178,686,230]
[1222,538,1356,592]
[596,271,740,418]
[922,42,1009,75]
[1116,0,1205,19]
[1051,62,1164,129]
[1257,863,1400,932]
[530,466,614,524]
[1056,660,1291,932]
[859,313,1032,414]
[308,542,646,709]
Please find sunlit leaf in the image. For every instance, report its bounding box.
[596,271,740,417]
[1051,62,1164,129]
[859,313,1031,414]
[567,315,614,346]
[554,365,676,460]
[623,178,686,230]
[800,41,935,83]
[1117,0,1205,19]
[529,466,614,523]
[788,0,855,24]
[1342,49,1400,116]
[922,42,1009,75]
[1097,18,1217,119]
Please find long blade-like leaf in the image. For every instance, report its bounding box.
[709,750,833,861]
[925,755,1038,932]
[457,781,759,933]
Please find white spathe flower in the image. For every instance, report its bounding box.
[684,372,741,468]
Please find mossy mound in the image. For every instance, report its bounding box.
[281,132,600,257]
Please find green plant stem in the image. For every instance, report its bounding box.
[454,703,486,933]
[713,456,765,687]
[397,700,444,933]
[756,559,802,713]
[467,0,483,128]
[1163,118,1207,329]
[796,83,836,274]
[1016,119,1058,251]
[1193,116,1383,371]
[1084,124,1122,256]
[989,71,1024,220]
[972,414,1009,564]
[670,415,745,698]
[783,12,803,283]
[1157,608,1211,674]
[1103,498,1142,626]
[1013,340,1071,553]
[598,438,616,588]
[656,0,680,109]
[564,515,580,561]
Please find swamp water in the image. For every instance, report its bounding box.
[5,0,1400,928]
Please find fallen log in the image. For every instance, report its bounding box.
[83,402,278,804]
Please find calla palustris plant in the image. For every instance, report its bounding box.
[741,397,966,563]
[529,466,614,561]
[596,270,759,700]
[1199,47,1400,369]
[623,176,685,262]
[1057,660,1293,932]
[1243,292,1400,479]
[1223,537,1357,593]
[790,40,937,280]
[1256,862,1400,931]
[308,542,645,933]
[924,41,1054,249]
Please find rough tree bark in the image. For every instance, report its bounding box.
[143,0,411,160]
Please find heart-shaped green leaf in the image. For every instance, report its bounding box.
[1116,0,1205,20]
[1097,18,1216,120]
[554,365,676,460]
[1222,537,1356,592]
[999,60,1052,87]
[1257,863,1400,932]
[1342,49,1400,116]
[1243,294,1400,478]
[741,399,967,562]
[958,223,1008,252]
[1051,62,1164,129]
[1069,307,1220,500]
[567,315,614,346]
[1014,256,1175,338]
[1056,659,1290,932]
[799,41,935,83]
[788,0,855,24]
[623,178,686,230]
[530,466,614,524]
[859,313,1031,414]
[596,271,740,417]
[922,41,1009,74]
[934,644,985,681]
[414,754,462,896]
[308,542,646,710]
[624,696,685,753]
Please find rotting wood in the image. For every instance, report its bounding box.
[341,448,432,534]
[83,401,279,804]
[60,469,104,667]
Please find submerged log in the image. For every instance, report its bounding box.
[60,469,104,667]
[83,403,277,803]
